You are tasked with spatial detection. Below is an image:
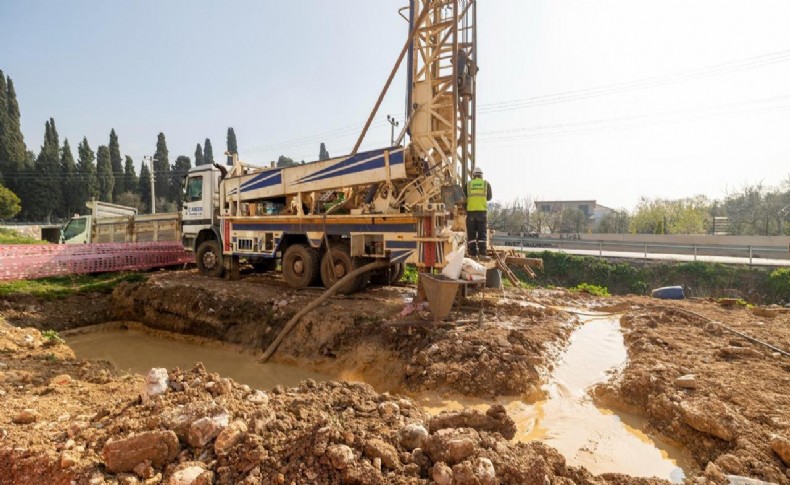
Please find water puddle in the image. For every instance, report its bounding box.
[421,315,690,483]
[65,323,331,391]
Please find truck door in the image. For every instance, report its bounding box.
[61,216,90,244]
[182,173,212,249]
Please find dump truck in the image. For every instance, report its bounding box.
[61,200,180,244]
[181,0,478,293]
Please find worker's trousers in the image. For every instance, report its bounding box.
[466,211,488,257]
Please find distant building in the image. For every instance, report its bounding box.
[535,200,614,231]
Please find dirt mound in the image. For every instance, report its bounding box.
[594,301,790,484]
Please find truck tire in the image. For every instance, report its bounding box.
[282,244,320,289]
[196,240,224,278]
[320,243,365,294]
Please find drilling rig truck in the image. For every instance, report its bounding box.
[180,0,478,293]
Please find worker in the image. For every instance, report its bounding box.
[464,166,492,258]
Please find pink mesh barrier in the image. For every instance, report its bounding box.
[0,242,193,281]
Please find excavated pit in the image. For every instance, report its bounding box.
[64,315,691,482]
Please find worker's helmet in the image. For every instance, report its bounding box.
[472,166,483,176]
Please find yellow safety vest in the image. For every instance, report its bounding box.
[466,178,488,212]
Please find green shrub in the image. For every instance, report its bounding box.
[571,283,610,296]
[767,268,790,302]
[402,264,419,285]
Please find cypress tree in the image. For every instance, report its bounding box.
[2,76,27,193]
[171,155,192,208]
[123,155,138,196]
[226,128,237,165]
[77,137,98,206]
[96,145,114,202]
[25,119,63,222]
[139,162,152,213]
[0,71,8,186]
[60,138,80,216]
[194,143,204,166]
[109,129,123,198]
[319,142,330,161]
[203,138,214,166]
[153,133,170,202]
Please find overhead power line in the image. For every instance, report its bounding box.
[477,48,790,115]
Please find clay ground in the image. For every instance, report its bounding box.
[0,269,788,484]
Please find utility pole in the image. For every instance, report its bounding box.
[143,156,157,214]
[386,115,400,147]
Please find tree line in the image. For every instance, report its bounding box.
[0,69,332,223]
[490,180,790,237]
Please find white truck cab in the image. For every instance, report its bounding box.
[181,164,222,256]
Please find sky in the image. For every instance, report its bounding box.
[1,0,789,209]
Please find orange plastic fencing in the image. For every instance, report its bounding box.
[0,242,193,281]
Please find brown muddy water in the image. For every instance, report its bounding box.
[66,317,691,482]
[421,316,691,483]
[65,323,331,391]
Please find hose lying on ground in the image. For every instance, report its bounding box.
[261,260,390,363]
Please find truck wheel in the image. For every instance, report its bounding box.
[196,240,224,277]
[320,243,365,294]
[282,244,319,289]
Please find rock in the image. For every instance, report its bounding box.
[400,423,429,451]
[770,435,790,466]
[60,451,77,469]
[428,405,516,439]
[714,453,744,475]
[364,438,400,470]
[704,461,725,482]
[12,409,38,424]
[431,462,453,485]
[718,346,761,359]
[247,390,269,405]
[473,457,497,485]
[169,466,207,485]
[144,368,169,400]
[102,430,180,473]
[50,374,73,386]
[424,429,479,465]
[378,401,400,420]
[187,412,229,448]
[675,374,698,389]
[134,462,155,479]
[64,439,76,450]
[680,399,740,441]
[446,438,476,464]
[326,444,355,470]
[214,420,247,454]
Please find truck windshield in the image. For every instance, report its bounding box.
[62,217,87,241]
[185,176,203,202]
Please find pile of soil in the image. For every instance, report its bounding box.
[0,317,664,485]
[594,298,790,484]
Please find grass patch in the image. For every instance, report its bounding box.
[0,272,147,299]
[0,228,47,244]
[571,283,610,297]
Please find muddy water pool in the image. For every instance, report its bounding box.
[65,323,331,391]
[421,315,691,483]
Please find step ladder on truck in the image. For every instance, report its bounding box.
[180,0,479,294]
